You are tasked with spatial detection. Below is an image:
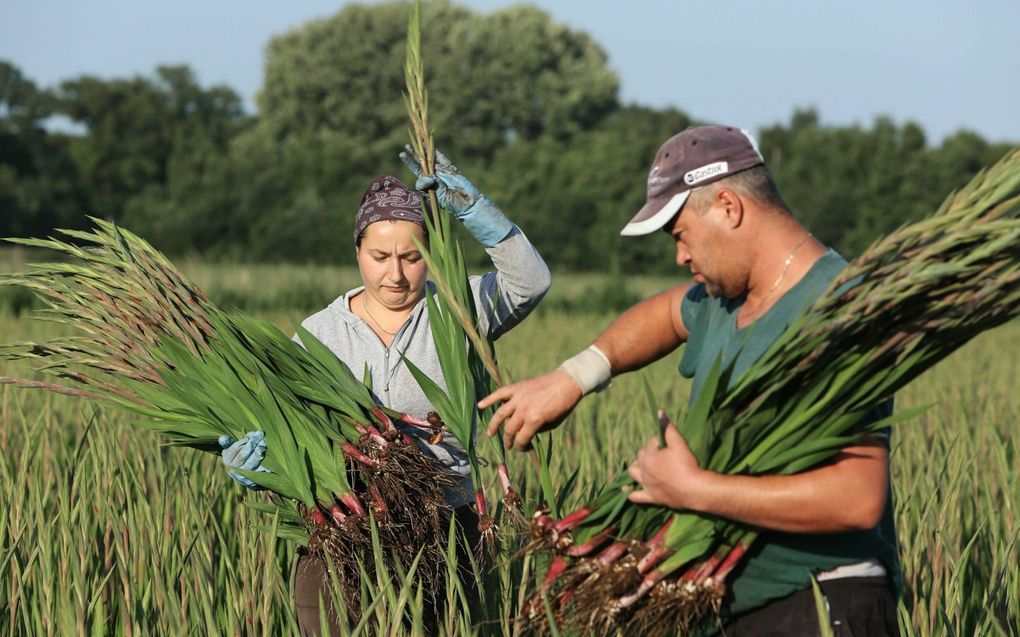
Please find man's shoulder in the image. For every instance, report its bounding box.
[815,249,849,280]
[685,282,710,304]
[680,283,708,331]
[684,282,731,313]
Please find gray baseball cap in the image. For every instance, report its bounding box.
[620,125,765,236]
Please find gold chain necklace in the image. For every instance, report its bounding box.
[744,233,812,318]
[362,297,402,336]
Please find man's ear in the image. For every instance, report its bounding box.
[717,189,745,229]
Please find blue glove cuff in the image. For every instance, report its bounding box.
[460,195,515,247]
[227,468,267,491]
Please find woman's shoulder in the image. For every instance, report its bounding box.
[301,289,360,331]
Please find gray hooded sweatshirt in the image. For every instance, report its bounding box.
[297,227,551,507]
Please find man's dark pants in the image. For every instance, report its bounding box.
[723,576,900,637]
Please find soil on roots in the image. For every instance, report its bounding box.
[303,438,461,621]
[521,540,720,637]
[623,579,725,637]
[305,515,371,614]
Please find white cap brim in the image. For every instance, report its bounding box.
[620,191,691,236]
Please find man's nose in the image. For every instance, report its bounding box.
[676,245,691,267]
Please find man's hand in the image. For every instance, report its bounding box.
[479,370,583,450]
[627,418,706,510]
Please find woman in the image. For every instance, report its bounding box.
[220,150,551,634]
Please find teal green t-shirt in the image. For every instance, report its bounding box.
[679,249,902,618]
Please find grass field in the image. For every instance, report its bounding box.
[1,256,1017,636]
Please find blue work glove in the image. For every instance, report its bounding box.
[218,430,270,490]
[399,146,515,247]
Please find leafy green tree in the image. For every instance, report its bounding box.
[758,110,1013,258]
[481,106,693,273]
[57,65,248,223]
[61,66,252,254]
[0,60,50,128]
[5,4,1016,272]
[256,0,618,161]
[0,60,86,237]
[215,0,619,264]
[58,74,174,217]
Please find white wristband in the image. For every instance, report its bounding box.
[558,345,612,395]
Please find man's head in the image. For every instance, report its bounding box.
[621,125,767,236]
[623,126,791,298]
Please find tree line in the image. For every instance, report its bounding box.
[2,1,1014,274]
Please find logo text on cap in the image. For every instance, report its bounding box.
[684,161,729,185]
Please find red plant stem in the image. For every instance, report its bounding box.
[682,540,730,582]
[616,570,664,610]
[542,555,567,588]
[396,412,434,430]
[341,443,378,467]
[400,432,415,446]
[566,528,615,557]
[557,586,577,609]
[353,422,388,446]
[636,544,671,576]
[710,542,749,581]
[596,542,629,566]
[370,406,398,436]
[532,512,554,531]
[310,507,327,526]
[647,518,674,545]
[497,463,512,495]
[499,464,523,510]
[635,518,674,574]
[329,504,347,525]
[368,484,388,517]
[682,554,720,583]
[474,489,488,517]
[553,506,592,534]
[339,492,367,517]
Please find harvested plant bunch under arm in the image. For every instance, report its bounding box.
[519,148,1020,636]
[0,218,460,618]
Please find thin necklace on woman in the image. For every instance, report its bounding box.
[361,296,404,337]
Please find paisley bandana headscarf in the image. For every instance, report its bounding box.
[353,175,428,243]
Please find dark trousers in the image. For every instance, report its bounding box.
[294,505,481,637]
[723,576,900,637]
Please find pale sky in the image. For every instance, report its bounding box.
[2,0,1018,144]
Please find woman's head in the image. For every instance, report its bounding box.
[354,176,429,311]
[354,175,428,247]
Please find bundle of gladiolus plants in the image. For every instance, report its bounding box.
[0,219,479,612]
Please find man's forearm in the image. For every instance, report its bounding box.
[629,429,889,534]
[682,443,889,533]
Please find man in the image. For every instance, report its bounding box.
[479,125,902,635]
